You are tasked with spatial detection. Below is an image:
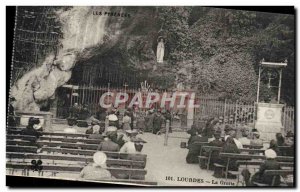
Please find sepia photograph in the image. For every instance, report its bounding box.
[6,6,295,187]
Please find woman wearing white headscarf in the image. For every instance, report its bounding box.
[79,152,112,180]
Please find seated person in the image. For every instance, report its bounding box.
[238,128,251,146]
[229,128,243,149]
[221,137,240,172]
[223,125,233,142]
[250,149,281,186]
[207,131,224,169]
[97,133,120,153]
[186,129,208,164]
[284,131,294,156]
[22,117,42,142]
[86,118,101,134]
[79,151,112,180]
[276,132,285,146]
[120,130,139,154]
[268,139,281,155]
[88,124,104,140]
[250,130,263,147]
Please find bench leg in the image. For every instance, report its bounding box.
[225,158,230,180]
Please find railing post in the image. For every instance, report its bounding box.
[164,120,170,146]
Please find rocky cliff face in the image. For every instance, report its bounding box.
[10,7,294,111]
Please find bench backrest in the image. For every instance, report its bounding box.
[37,141,99,150]
[6,152,146,168]
[219,153,294,162]
[6,162,147,179]
[41,147,147,161]
[7,129,89,138]
[7,145,38,153]
[236,160,294,168]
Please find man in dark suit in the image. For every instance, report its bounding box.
[186,129,208,164]
[97,133,120,156]
[207,131,224,169]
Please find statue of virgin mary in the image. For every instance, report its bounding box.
[156,37,165,63]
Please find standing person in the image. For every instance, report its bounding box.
[153,110,165,134]
[163,109,172,133]
[136,111,146,134]
[79,152,112,180]
[122,111,132,131]
[145,109,154,132]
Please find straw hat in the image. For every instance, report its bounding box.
[265,149,277,159]
[93,152,107,166]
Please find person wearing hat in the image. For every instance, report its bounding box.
[107,112,119,129]
[249,149,281,186]
[79,151,112,180]
[97,132,120,153]
[250,129,263,147]
[238,127,251,146]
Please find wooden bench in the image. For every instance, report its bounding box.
[7,129,89,138]
[7,145,38,153]
[7,140,37,147]
[7,135,38,141]
[218,153,294,180]
[37,141,99,150]
[242,145,263,149]
[240,148,265,154]
[198,146,222,170]
[236,160,294,169]
[7,134,101,145]
[39,136,101,144]
[41,147,147,161]
[253,170,294,186]
[6,162,147,180]
[6,152,146,168]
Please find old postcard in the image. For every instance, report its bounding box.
[6,6,295,187]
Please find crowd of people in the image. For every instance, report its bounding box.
[186,116,295,186]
